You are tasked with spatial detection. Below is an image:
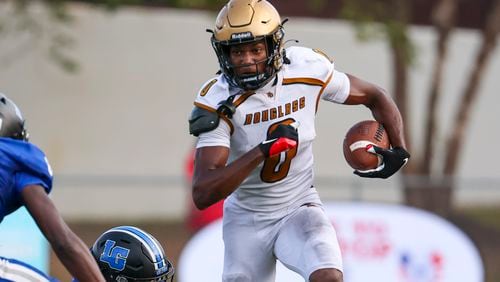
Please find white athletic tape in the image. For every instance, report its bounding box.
[349,140,383,166]
[349,140,375,152]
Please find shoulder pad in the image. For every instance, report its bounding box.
[189,107,219,137]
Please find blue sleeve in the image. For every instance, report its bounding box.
[9,141,53,194]
[15,172,51,194]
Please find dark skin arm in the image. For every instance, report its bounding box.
[22,185,105,282]
[192,145,265,210]
[345,73,407,149]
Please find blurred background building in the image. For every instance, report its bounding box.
[0,0,499,281]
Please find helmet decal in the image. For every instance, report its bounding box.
[109,226,167,272]
[99,240,130,271]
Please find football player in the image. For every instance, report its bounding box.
[90,226,175,282]
[188,1,410,282]
[0,93,105,281]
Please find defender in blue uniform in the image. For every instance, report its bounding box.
[0,93,105,281]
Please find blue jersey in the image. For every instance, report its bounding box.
[0,256,58,281]
[0,137,53,223]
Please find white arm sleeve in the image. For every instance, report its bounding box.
[196,119,231,149]
[321,70,350,104]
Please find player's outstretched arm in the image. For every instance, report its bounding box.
[344,73,409,178]
[22,185,106,282]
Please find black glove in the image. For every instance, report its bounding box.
[259,123,299,158]
[354,146,410,179]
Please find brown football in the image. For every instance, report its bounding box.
[343,120,390,170]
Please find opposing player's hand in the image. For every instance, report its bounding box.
[354,145,410,179]
[259,123,299,158]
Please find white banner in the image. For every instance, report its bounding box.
[178,202,483,282]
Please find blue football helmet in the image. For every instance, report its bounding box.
[0,93,28,141]
[91,226,175,282]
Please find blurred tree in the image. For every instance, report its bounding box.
[0,0,222,72]
[342,0,500,216]
[0,0,78,72]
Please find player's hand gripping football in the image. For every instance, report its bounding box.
[354,145,410,179]
[259,122,299,158]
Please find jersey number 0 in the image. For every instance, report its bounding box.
[260,119,298,183]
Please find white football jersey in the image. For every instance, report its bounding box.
[194,46,350,212]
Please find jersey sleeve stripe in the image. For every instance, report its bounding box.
[193,101,215,111]
[193,102,234,135]
[315,70,334,113]
[200,78,218,97]
[282,77,325,87]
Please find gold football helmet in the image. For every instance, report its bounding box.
[209,0,285,90]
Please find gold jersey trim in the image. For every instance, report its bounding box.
[234,91,254,107]
[315,71,334,113]
[282,77,325,87]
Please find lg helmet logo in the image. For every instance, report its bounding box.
[100,240,130,271]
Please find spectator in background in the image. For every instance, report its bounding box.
[0,92,105,281]
[184,146,223,233]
